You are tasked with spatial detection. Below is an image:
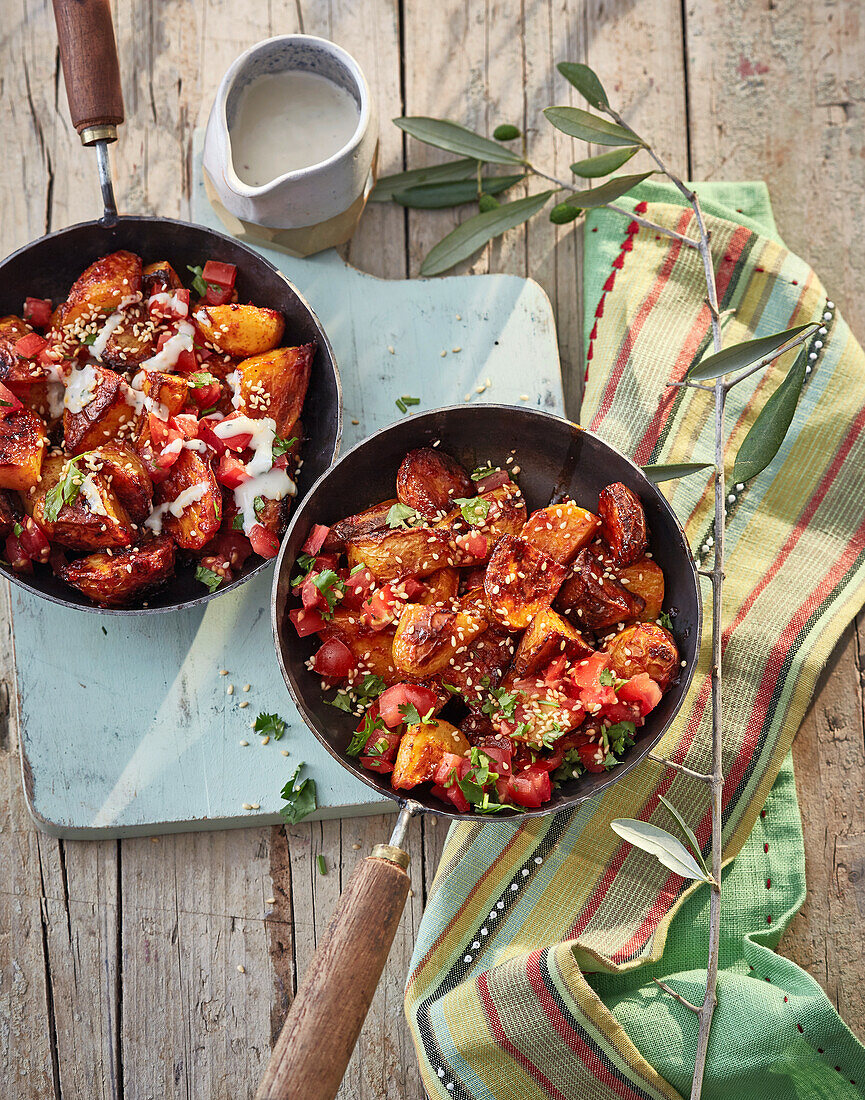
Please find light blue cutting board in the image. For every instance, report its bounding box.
[13,148,564,838]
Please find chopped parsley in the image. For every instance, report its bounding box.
[232,514,244,530]
[455,748,523,814]
[195,565,224,593]
[398,702,436,727]
[253,496,266,518]
[187,371,218,388]
[386,502,423,529]
[470,463,497,481]
[312,568,345,614]
[603,752,620,770]
[454,496,490,526]
[272,433,298,458]
[81,332,98,346]
[291,551,318,586]
[364,736,391,760]
[12,521,23,537]
[395,395,421,414]
[481,685,520,721]
[254,711,287,740]
[603,720,636,757]
[327,673,386,714]
[279,762,317,824]
[43,456,88,522]
[347,711,385,756]
[658,610,674,631]
[598,667,616,686]
[186,264,208,298]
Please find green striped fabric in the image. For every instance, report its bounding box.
[403,181,865,1099]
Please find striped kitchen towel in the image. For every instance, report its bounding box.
[403,180,865,1099]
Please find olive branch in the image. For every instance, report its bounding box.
[376,62,821,1100]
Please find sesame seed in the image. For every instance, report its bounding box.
[227,684,234,695]
[237,965,246,973]
[239,740,249,746]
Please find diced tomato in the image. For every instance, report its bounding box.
[301,572,329,611]
[148,288,190,321]
[432,781,471,814]
[249,523,281,559]
[432,752,471,788]
[0,382,23,412]
[148,411,176,450]
[291,554,339,592]
[311,637,356,680]
[578,742,607,773]
[500,763,552,808]
[216,452,250,489]
[5,533,32,573]
[378,683,441,729]
[359,731,401,774]
[455,531,488,559]
[618,672,663,717]
[216,412,253,452]
[567,651,609,689]
[156,327,177,351]
[542,655,568,685]
[475,741,513,778]
[202,260,237,289]
[198,416,227,455]
[175,347,197,373]
[341,566,374,609]
[289,607,328,638]
[23,297,53,328]
[171,412,199,440]
[301,524,330,556]
[14,332,48,359]
[475,470,512,494]
[361,584,401,630]
[206,529,253,572]
[580,680,617,714]
[18,517,50,564]
[188,380,221,411]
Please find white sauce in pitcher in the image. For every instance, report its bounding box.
[230,70,359,186]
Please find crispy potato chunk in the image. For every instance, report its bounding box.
[141,371,189,419]
[396,448,474,519]
[154,450,221,551]
[443,628,516,708]
[61,250,142,329]
[392,602,487,678]
[89,441,153,523]
[323,498,397,551]
[195,303,285,358]
[231,343,313,437]
[418,566,460,606]
[141,260,182,294]
[347,525,454,582]
[513,607,593,677]
[101,304,158,370]
[63,364,137,455]
[343,629,401,685]
[58,537,175,606]
[556,547,645,631]
[0,315,32,370]
[0,408,46,490]
[0,488,21,536]
[618,557,665,622]
[521,500,600,565]
[605,622,679,689]
[391,718,469,790]
[436,483,527,564]
[483,534,566,630]
[29,455,134,549]
[598,482,648,566]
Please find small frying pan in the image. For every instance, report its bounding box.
[262,405,701,1100]
[0,0,341,614]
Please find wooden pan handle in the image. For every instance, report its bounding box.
[256,851,411,1100]
[52,0,124,143]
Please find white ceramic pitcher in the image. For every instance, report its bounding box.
[203,35,378,256]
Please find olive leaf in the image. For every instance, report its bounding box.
[393,174,525,209]
[394,117,525,165]
[562,172,654,208]
[370,158,479,203]
[658,794,711,879]
[642,462,714,484]
[544,105,641,147]
[731,347,807,484]
[556,61,609,109]
[571,146,639,178]
[687,323,813,382]
[420,191,554,276]
[610,818,713,883]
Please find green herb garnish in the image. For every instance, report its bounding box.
[187,371,218,388]
[291,551,318,587]
[470,463,497,481]
[12,521,23,537]
[327,674,386,714]
[280,762,317,824]
[254,712,287,741]
[312,568,345,614]
[454,496,490,526]
[195,565,224,593]
[658,610,674,631]
[186,264,208,297]
[386,502,423,529]
[395,394,421,414]
[253,496,266,518]
[273,433,298,458]
[347,712,385,756]
[481,685,519,721]
[81,332,98,346]
[317,854,328,875]
[398,703,436,727]
[603,720,636,756]
[232,514,244,531]
[43,455,88,522]
[598,667,615,686]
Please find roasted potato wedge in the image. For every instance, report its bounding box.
[443,628,516,708]
[230,343,314,436]
[483,534,566,630]
[0,407,47,491]
[396,447,474,519]
[605,622,679,689]
[598,481,648,566]
[512,607,593,677]
[153,450,221,551]
[58,537,175,606]
[418,566,460,606]
[63,364,137,455]
[346,525,454,582]
[29,455,134,549]
[521,500,600,565]
[0,315,32,370]
[100,303,158,370]
[344,628,401,684]
[556,547,645,632]
[323,498,398,551]
[0,487,21,536]
[0,317,64,423]
[618,557,665,622]
[436,483,527,564]
[391,718,469,789]
[139,371,189,420]
[194,303,285,358]
[60,250,142,330]
[89,441,153,523]
[392,602,488,678]
[141,260,182,295]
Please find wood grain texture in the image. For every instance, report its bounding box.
[0,1,863,1097]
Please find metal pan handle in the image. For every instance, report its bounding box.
[52,0,123,223]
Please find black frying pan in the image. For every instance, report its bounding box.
[0,0,341,614]
[259,405,701,1100]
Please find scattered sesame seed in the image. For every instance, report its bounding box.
[280,749,289,756]
[261,735,270,745]
[520,394,529,401]
[239,739,249,746]
[239,701,249,709]
[266,897,276,905]
[352,843,362,850]
[227,684,234,695]
[220,669,229,676]
[441,350,447,358]
[237,964,246,973]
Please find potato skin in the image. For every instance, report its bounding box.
[605,622,679,689]
[618,557,665,622]
[63,365,137,455]
[58,537,175,606]
[323,498,397,551]
[101,303,158,370]
[392,603,487,678]
[231,343,313,437]
[512,607,593,677]
[194,303,285,358]
[61,250,142,329]
[29,456,134,549]
[141,261,182,294]
[341,629,401,685]
[483,534,566,630]
[598,482,648,566]
[140,371,189,419]
[391,719,469,790]
[155,450,221,551]
[396,448,474,519]
[346,525,454,582]
[556,547,645,631]
[521,501,600,565]
[443,627,516,708]
[436,483,527,564]
[89,442,153,523]
[418,566,460,606]
[0,407,47,490]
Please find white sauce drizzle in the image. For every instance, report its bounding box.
[234,467,297,535]
[224,370,244,409]
[89,310,125,359]
[79,474,107,516]
[64,364,101,413]
[147,291,189,319]
[212,414,276,475]
[144,481,210,535]
[138,320,195,373]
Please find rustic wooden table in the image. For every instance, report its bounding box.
[2,1,863,1097]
